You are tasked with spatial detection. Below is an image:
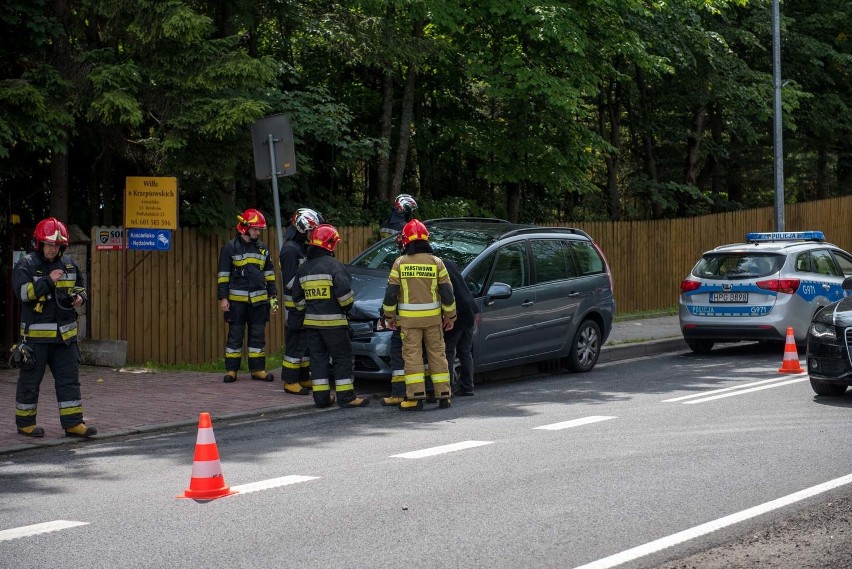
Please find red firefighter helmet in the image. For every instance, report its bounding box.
[291,208,321,234]
[400,219,429,247]
[394,193,418,214]
[34,217,70,252]
[236,208,267,234]
[309,224,340,252]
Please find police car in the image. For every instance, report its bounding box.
[678,231,852,353]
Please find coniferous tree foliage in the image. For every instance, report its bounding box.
[1,0,850,234]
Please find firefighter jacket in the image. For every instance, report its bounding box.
[279,227,307,311]
[379,210,408,239]
[382,251,457,329]
[217,236,277,305]
[13,252,86,344]
[292,248,354,329]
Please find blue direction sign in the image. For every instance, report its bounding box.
[127,229,172,251]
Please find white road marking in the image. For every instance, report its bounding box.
[684,377,808,404]
[0,520,89,542]
[391,440,493,459]
[663,376,798,402]
[534,416,616,431]
[571,472,852,569]
[230,475,319,494]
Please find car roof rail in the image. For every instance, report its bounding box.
[425,217,512,224]
[499,226,592,240]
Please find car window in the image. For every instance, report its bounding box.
[795,252,812,273]
[350,239,400,269]
[812,249,840,276]
[465,251,496,297]
[832,251,852,277]
[569,241,605,276]
[491,243,529,289]
[693,253,783,279]
[531,239,575,283]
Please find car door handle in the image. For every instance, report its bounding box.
[567,291,580,297]
[521,300,534,307]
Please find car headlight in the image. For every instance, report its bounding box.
[809,322,837,339]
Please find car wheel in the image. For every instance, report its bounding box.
[568,320,601,373]
[686,339,715,354]
[809,378,848,396]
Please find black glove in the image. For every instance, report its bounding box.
[8,342,35,370]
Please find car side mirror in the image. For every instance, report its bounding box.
[843,276,852,291]
[485,282,512,306]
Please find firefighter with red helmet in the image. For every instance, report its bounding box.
[217,208,279,383]
[12,217,97,438]
[291,224,369,408]
[279,208,322,395]
[382,219,456,410]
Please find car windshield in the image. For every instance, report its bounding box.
[692,253,784,280]
[348,226,497,270]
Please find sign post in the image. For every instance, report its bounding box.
[251,114,296,252]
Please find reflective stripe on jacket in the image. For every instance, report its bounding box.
[217,236,277,305]
[292,250,354,328]
[382,252,456,328]
[12,252,84,344]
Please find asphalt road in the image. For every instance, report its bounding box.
[2,343,851,568]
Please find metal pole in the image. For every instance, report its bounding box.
[267,133,285,252]
[772,0,785,231]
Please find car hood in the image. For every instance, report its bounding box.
[813,296,852,327]
[347,266,389,320]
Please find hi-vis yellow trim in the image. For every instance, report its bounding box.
[59,406,83,416]
[304,280,332,300]
[400,264,437,279]
[304,317,348,327]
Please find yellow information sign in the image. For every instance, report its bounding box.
[125,177,178,229]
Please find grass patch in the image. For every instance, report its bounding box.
[135,349,285,374]
[614,306,677,322]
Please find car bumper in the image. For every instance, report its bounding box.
[807,337,852,382]
[678,305,809,343]
[351,331,393,380]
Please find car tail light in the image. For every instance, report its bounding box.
[680,280,701,293]
[591,241,614,292]
[757,278,800,294]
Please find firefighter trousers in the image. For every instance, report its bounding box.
[224,301,269,374]
[16,342,85,430]
[401,325,450,400]
[281,325,310,384]
[306,328,356,408]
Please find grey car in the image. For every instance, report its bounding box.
[346,218,616,380]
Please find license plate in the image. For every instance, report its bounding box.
[710,292,748,303]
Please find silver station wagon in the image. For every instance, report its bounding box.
[346,218,616,379]
[679,231,852,353]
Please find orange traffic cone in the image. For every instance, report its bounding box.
[178,412,237,500]
[777,327,804,373]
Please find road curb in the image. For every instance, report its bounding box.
[601,337,688,363]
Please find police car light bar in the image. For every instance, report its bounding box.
[745,231,825,242]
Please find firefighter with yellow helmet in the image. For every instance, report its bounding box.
[381,219,456,410]
[217,208,278,382]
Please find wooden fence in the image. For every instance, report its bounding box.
[88,196,850,365]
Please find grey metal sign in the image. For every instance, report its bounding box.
[251,114,296,180]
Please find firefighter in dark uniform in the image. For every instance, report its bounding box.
[382,219,456,410]
[279,207,322,395]
[13,217,97,438]
[217,208,279,383]
[291,224,369,409]
[379,193,417,239]
[379,194,418,406]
